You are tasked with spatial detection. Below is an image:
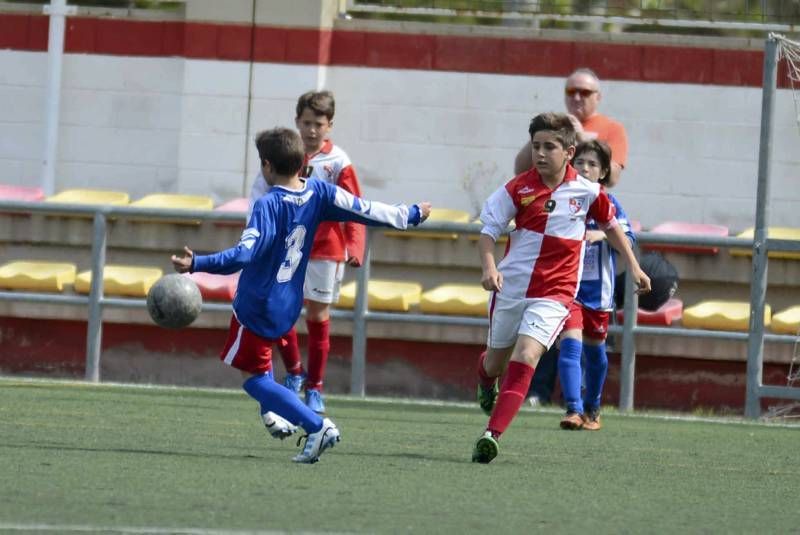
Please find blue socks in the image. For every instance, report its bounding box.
[558,337,584,414]
[242,372,322,433]
[582,343,608,412]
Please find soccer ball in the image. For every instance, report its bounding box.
[146,274,203,329]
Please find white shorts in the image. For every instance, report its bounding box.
[487,293,570,350]
[303,259,345,304]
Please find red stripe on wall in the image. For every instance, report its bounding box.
[0,13,783,88]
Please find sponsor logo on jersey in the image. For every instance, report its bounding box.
[282,190,315,207]
[301,165,314,178]
[543,199,556,213]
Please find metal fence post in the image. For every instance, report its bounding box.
[350,228,371,397]
[618,267,639,411]
[744,35,778,419]
[85,210,107,382]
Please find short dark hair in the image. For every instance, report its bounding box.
[254,128,305,176]
[296,90,335,121]
[574,140,612,186]
[528,112,577,149]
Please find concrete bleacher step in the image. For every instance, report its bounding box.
[0,184,45,202]
[45,189,130,206]
[74,265,163,297]
[682,300,771,331]
[420,284,488,317]
[771,306,800,335]
[643,221,729,255]
[0,260,77,292]
[336,279,423,312]
[615,297,683,326]
[730,227,800,260]
[186,272,238,302]
[384,208,471,240]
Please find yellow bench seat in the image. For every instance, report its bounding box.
[771,306,800,335]
[0,261,77,292]
[45,189,130,206]
[130,194,214,224]
[336,280,422,312]
[74,265,164,297]
[131,193,214,211]
[420,284,489,317]
[682,300,771,332]
[730,227,800,260]
[384,208,471,240]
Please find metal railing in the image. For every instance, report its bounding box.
[348,0,800,31]
[0,198,799,416]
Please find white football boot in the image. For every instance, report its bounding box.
[292,418,340,464]
[262,411,298,440]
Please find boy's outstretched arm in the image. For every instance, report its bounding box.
[605,224,651,294]
[323,183,431,229]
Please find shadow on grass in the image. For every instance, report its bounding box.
[0,440,268,462]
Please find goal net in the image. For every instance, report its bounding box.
[763,34,800,420]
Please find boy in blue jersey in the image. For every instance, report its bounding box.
[172,127,431,463]
[557,140,635,431]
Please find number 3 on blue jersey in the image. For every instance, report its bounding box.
[277,225,306,282]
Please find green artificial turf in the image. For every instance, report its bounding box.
[0,379,797,533]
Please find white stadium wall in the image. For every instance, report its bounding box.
[0,12,798,231]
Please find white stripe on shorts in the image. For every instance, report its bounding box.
[223,324,244,365]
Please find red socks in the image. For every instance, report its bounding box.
[305,319,330,391]
[277,327,304,376]
[487,361,535,438]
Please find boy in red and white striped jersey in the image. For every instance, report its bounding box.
[472,112,650,464]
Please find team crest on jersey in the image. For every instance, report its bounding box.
[569,197,585,215]
[282,190,314,206]
[324,164,334,179]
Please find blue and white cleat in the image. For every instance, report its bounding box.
[262,411,298,440]
[283,372,306,397]
[305,388,326,415]
[292,417,340,464]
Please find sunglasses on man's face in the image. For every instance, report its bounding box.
[565,87,597,98]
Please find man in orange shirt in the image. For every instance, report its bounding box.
[514,68,628,187]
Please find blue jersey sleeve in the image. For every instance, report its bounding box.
[192,201,275,274]
[609,193,635,247]
[317,180,420,229]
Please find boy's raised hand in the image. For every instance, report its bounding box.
[418,202,432,223]
[171,246,194,273]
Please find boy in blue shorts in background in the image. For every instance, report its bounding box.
[558,140,635,431]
